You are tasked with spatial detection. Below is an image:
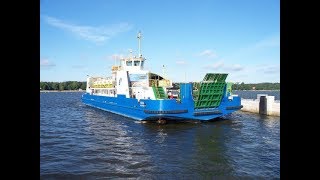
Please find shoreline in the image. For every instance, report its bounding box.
[40,90,85,93]
[233,90,280,91]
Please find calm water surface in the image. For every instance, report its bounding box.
[40,92,280,179]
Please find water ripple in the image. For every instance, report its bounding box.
[40,92,280,178]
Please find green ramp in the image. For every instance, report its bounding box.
[193,73,228,109]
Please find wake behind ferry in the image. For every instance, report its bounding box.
[81,32,243,122]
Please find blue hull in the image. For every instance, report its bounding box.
[81,92,242,121]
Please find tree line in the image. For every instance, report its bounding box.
[40,81,280,91]
[232,82,280,90]
[40,81,86,91]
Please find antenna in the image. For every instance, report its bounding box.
[162,65,166,78]
[137,31,142,57]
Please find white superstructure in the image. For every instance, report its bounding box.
[86,31,172,100]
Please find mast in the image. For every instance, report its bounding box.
[162,65,166,79]
[137,31,142,57]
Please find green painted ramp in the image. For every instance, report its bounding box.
[193,73,228,109]
[203,73,228,82]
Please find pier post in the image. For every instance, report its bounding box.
[259,95,267,115]
[258,95,275,115]
[240,95,279,116]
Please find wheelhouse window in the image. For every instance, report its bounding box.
[126,60,133,66]
[134,60,140,66]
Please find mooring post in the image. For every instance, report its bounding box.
[259,95,267,115]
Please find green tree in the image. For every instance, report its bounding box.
[51,82,59,90]
[80,82,86,90]
[59,83,65,91]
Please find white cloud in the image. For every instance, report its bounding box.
[204,61,224,70]
[42,15,133,43]
[203,61,245,72]
[228,64,244,71]
[220,34,280,65]
[203,61,224,70]
[198,49,217,59]
[40,58,55,68]
[260,64,280,74]
[176,60,187,65]
[212,61,224,69]
[236,34,280,54]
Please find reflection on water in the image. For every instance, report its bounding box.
[155,128,168,144]
[41,92,280,178]
[82,108,155,178]
[190,122,234,177]
[223,113,280,178]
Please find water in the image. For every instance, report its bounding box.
[40,92,280,179]
[233,90,280,101]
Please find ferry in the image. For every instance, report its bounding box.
[81,32,243,123]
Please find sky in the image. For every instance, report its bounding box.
[40,0,279,83]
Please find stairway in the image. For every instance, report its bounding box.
[152,86,167,99]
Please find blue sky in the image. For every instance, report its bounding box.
[40,0,279,83]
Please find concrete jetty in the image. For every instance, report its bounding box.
[240,94,280,116]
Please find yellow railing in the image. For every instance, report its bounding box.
[92,84,114,88]
[149,79,171,87]
[159,79,171,87]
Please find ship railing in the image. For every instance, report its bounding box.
[149,79,171,87]
[92,83,114,88]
